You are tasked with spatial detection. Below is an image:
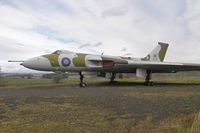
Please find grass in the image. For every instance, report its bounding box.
[0,76,200,88]
[0,78,52,86]
[0,76,200,132]
[0,77,108,88]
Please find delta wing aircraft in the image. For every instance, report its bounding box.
[11,42,200,87]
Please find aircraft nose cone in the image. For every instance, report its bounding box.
[21,56,52,71]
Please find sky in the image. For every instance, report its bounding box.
[0,0,200,73]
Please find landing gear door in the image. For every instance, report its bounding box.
[136,68,146,78]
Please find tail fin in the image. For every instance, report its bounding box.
[143,42,169,62]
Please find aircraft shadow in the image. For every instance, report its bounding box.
[90,81,200,87]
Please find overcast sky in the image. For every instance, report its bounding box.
[0,0,200,73]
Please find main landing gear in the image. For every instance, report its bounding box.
[79,72,86,87]
[144,70,154,86]
[110,72,116,83]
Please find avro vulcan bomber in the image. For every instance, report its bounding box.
[12,42,200,87]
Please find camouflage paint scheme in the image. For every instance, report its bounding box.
[73,54,87,67]
[43,54,59,67]
[43,53,88,68]
[158,42,169,62]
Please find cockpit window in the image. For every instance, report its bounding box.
[53,50,62,54]
[52,50,74,54]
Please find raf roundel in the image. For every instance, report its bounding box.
[61,57,71,67]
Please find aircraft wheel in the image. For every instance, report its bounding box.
[79,82,87,87]
[144,82,154,86]
[149,82,154,86]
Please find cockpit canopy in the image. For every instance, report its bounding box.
[52,50,74,54]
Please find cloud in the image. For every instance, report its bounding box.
[102,7,128,18]
[123,53,133,56]
[77,42,103,54]
[0,0,200,73]
[94,42,103,47]
[121,47,127,52]
[78,43,91,49]
[0,0,17,8]
[78,42,103,50]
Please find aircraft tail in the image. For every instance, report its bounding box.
[143,42,169,62]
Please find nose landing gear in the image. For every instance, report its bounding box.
[79,72,86,87]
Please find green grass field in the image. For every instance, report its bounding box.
[1,76,200,87]
[0,76,200,133]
